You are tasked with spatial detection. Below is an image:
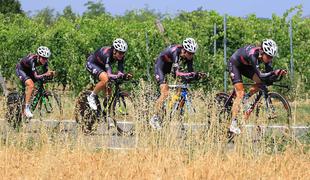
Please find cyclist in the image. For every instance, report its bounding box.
[228,39,287,134]
[149,37,201,130]
[16,46,54,118]
[86,38,130,110]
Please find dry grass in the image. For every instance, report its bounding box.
[0,146,309,179]
[0,81,309,179]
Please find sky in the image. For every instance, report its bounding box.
[19,0,310,18]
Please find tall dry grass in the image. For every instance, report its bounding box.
[0,80,309,179]
[0,144,309,179]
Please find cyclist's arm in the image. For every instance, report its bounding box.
[117,59,124,73]
[175,60,194,77]
[264,62,273,73]
[31,61,49,80]
[106,61,124,79]
[249,55,273,80]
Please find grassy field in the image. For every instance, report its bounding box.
[0,83,309,179]
[0,146,309,179]
[0,124,309,179]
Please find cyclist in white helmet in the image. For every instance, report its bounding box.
[149,37,202,130]
[227,39,287,134]
[86,38,131,110]
[16,46,55,118]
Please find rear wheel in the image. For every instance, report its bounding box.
[6,91,23,129]
[214,92,234,142]
[74,90,102,134]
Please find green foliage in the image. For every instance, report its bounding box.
[0,0,23,15]
[0,6,309,95]
[83,0,107,17]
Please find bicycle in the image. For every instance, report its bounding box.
[161,72,210,127]
[5,76,63,129]
[74,73,136,135]
[215,75,291,142]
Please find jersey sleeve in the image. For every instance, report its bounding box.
[264,62,273,72]
[105,57,112,74]
[249,55,273,80]
[117,59,124,73]
[187,59,194,72]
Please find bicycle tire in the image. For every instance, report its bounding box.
[110,92,135,135]
[255,92,291,126]
[74,90,102,134]
[5,91,23,129]
[253,92,292,151]
[215,92,232,123]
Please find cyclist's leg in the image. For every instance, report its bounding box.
[86,61,108,110]
[149,60,168,129]
[93,72,109,94]
[154,62,169,116]
[155,83,169,114]
[16,66,34,117]
[228,61,243,134]
[249,73,262,95]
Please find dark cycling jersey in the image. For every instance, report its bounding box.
[229,45,274,84]
[86,47,124,78]
[155,44,194,84]
[16,54,48,83]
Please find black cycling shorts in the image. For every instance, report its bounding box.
[86,55,105,79]
[16,64,36,85]
[228,59,256,84]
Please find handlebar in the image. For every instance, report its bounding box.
[243,74,290,91]
[180,72,208,83]
[109,73,135,85]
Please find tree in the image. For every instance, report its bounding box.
[0,0,23,14]
[33,7,55,25]
[83,0,107,17]
[58,5,77,21]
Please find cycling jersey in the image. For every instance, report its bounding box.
[86,47,124,78]
[229,45,274,84]
[155,45,194,84]
[16,54,48,84]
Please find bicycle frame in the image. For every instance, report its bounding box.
[224,82,288,118]
[102,80,125,115]
[21,80,51,113]
[31,82,52,112]
[168,83,194,116]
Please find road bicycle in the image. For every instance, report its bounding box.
[6,76,63,129]
[215,75,291,141]
[160,73,210,128]
[74,74,136,135]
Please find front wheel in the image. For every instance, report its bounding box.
[110,92,135,135]
[255,92,291,126]
[34,91,63,120]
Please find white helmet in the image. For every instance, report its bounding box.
[37,46,51,58]
[262,39,277,57]
[113,38,128,52]
[183,38,198,53]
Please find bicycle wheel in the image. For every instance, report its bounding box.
[214,92,234,142]
[255,92,291,126]
[5,91,23,129]
[215,92,232,123]
[253,92,292,151]
[74,90,102,134]
[110,92,135,135]
[35,91,63,120]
